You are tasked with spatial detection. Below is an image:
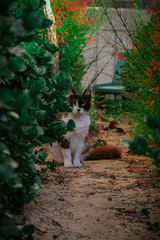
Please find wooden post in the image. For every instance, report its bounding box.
[44,0,59,74]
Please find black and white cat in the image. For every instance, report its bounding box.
[50,88,91,168]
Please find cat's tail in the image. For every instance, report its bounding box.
[85,145,122,160]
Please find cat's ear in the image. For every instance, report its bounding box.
[82,89,91,98]
[68,88,76,96]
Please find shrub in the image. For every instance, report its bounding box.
[0,0,73,238]
[50,0,101,90]
[103,0,160,142]
[123,115,160,173]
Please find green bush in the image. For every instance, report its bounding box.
[0,0,72,239]
[123,115,160,174]
[103,98,122,118]
[104,0,160,142]
[50,0,102,90]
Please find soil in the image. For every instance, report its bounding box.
[24,117,160,240]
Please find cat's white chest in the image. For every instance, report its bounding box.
[63,113,90,134]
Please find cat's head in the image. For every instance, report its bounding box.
[68,88,91,115]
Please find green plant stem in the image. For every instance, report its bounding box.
[113,0,145,59]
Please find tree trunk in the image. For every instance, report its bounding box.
[44,0,59,74]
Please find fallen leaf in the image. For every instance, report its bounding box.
[132,189,140,191]
[73,174,79,178]
[108,179,115,183]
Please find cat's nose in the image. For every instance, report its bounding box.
[77,109,81,112]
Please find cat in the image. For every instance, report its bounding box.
[50,88,91,168]
[50,88,122,167]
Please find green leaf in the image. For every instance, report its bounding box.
[46,61,56,66]
[10,19,25,37]
[41,136,55,143]
[67,119,76,131]
[35,67,46,75]
[0,55,8,68]
[47,161,57,172]
[35,110,45,120]
[16,94,30,107]
[0,114,8,122]
[15,7,23,18]
[51,120,67,129]
[45,44,59,54]
[28,161,37,174]
[8,57,27,72]
[56,72,72,90]
[0,222,19,238]
[8,111,19,119]
[144,116,160,130]
[0,143,10,155]
[123,139,131,148]
[7,159,18,169]
[32,183,40,190]
[21,126,39,138]
[24,10,44,30]
[34,78,46,91]
[27,0,40,10]
[123,136,148,155]
[42,18,53,28]
[7,45,25,57]
[140,208,150,217]
[27,41,40,55]
[0,165,17,179]
[0,87,12,104]
[36,126,44,137]
[39,151,48,161]
[43,50,52,61]
[23,224,35,235]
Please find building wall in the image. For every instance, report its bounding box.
[82,7,150,87]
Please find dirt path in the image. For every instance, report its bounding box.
[24,120,160,240]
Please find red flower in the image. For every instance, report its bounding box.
[90,16,94,23]
[118,53,125,60]
[150,101,154,107]
[153,64,159,72]
[146,5,152,14]
[150,59,156,66]
[149,73,152,79]
[147,67,151,73]
[61,35,67,44]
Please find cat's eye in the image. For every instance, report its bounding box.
[81,103,85,107]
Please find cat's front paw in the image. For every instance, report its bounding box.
[74,162,83,168]
[64,162,73,168]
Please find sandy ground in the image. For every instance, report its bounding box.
[24,119,160,240]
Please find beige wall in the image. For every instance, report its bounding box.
[82,7,150,87]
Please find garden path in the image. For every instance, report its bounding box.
[24,118,160,240]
